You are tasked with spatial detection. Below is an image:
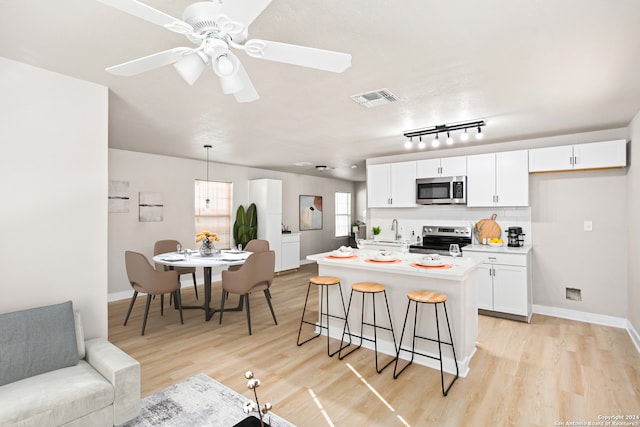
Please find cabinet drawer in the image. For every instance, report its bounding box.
[464,251,527,267]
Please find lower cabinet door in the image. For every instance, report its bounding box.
[476,264,494,310]
[492,265,527,315]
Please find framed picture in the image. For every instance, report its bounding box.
[299,195,323,230]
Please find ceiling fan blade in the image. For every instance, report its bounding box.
[233,61,259,103]
[96,0,194,34]
[219,0,272,28]
[243,39,352,73]
[106,47,193,76]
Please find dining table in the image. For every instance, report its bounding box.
[153,250,251,321]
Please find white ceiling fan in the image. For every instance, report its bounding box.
[97,0,352,103]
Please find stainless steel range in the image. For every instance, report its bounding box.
[409,225,472,255]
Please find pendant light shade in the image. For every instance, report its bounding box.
[204,144,211,208]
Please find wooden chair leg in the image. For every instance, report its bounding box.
[124,291,138,326]
[142,294,152,336]
[264,289,278,325]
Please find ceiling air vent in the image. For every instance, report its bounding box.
[350,88,399,108]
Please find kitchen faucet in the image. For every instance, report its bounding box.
[391,219,399,240]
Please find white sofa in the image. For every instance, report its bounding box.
[0,301,140,426]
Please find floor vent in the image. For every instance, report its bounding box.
[350,88,399,108]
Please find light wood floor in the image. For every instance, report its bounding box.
[109,264,640,426]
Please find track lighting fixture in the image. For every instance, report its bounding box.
[404,137,413,149]
[418,136,426,149]
[402,120,486,149]
[432,134,440,148]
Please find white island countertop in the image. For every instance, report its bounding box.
[306,249,480,377]
[462,244,532,255]
[307,250,479,280]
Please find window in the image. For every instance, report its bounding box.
[195,180,232,249]
[335,192,352,238]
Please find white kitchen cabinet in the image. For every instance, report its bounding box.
[463,247,532,322]
[280,233,300,271]
[528,139,626,172]
[367,161,416,208]
[249,179,283,271]
[416,156,466,178]
[467,150,529,207]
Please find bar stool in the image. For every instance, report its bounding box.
[393,290,459,396]
[297,276,351,357]
[338,282,397,373]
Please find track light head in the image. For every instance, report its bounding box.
[432,134,440,148]
[404,137,412,149]
[460,129,469,141]
[418,136,426,149]
[446,132,454,145]
[476,126,483,140]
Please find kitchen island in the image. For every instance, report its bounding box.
[306,251,479,376]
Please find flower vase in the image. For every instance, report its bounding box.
[199,243,215,257]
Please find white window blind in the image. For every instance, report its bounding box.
[335,192,352,238]
[195,179,232,249]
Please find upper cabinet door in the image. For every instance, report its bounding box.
[416,156,466,178]
[390,161,417,207]
[440,156,467,176]
[496,150,529,207]
[573,140,626,170]
[528,145,574,172]
[466,153,496,207]
[367,164,391,207]
[416,158,441,178]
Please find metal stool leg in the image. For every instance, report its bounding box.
[394,300,413,379]
[297,282,321,346]
[439,301,459,396]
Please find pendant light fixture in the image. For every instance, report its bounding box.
[204,144,212,208]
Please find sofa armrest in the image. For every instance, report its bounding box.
[84,338,140,425]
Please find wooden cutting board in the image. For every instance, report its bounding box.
[474,213,501,242]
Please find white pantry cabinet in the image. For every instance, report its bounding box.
[416,156,467,178]
[528,139,626,172]
[367,161,416,208]
[463,247,532,322]
[467,150,529,207]
[249,179,283,271]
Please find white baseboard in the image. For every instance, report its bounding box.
[627,319,640,354]
[532,304,627,329]
[108,273,221,302]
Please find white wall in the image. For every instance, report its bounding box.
[108,149,355,297]
[627,111,640,333]
[0,58,108,338]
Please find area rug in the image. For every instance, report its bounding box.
[119,373,296,427]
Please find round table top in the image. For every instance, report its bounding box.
[153,250,251,268]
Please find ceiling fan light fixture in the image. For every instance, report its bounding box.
[219,74,244,94]
[173,52,207,85]
[216,54,235,76]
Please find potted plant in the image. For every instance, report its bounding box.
[372,226,381,240]
[233,203,258,249]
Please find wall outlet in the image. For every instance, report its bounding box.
[583,221,593,231]
[566,287,582,301]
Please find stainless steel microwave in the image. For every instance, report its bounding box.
[416,176,467,205]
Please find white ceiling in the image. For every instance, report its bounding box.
[2,0,639,181]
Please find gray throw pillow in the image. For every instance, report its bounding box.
[0,301,79,386]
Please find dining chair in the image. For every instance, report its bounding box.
[228,239,270,272]
[124,251,184,336]
[154,239,199,299]
[219,250,277,335]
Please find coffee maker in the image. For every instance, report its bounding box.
[507,227,525,247]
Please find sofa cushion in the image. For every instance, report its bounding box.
[0,301,79,386]
[0,360,114,426]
